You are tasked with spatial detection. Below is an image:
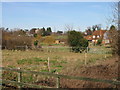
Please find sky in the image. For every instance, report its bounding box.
[2,2,113,32]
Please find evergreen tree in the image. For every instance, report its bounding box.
[46,27,52,35]
[67,30,88,53]
[41,27,46,36]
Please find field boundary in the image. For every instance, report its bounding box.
[1,67,120,88]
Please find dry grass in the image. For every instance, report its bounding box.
[2,46,112,72]
[2,50,84,67]
[2,46,114,88]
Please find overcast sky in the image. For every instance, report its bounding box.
[2,2,113,32]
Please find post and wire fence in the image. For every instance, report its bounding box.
[2,46,112,66]
[1,67,120,89]
[1,46,114,88]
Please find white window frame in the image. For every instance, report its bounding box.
[93,35,95,38]
[97,35,99,38]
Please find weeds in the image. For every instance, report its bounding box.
[2,46,113,87]
[17,58,47,65]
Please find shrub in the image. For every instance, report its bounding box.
[34,40,38,46]
[97,39,102,45]
[2,29,32,50]
[67,30,88,53]
[34,34,37,38]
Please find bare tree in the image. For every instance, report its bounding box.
[112,2,119,26]
[110,1,120,88]
[118,2,120,85]
[108,25,118,54]
[107,2,120,55]
[65,24,73,31]
[0,27,3,48]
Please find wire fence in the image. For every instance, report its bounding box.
[1,67,120,89]
[1,45,115,88]
[1,45,112,54]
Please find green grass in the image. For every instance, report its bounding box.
[41,69,49,72]
[51,65,63,68]
[55,35,67,40]
[16,57,66,74]
[2,45,113,85]
[22,74,34,83]
[88,58,98,64]
[3,46,112,69]
[7,65,15,68]
[41,43,65,46]
[50,60,58,64]
[17,59,32,64]
[17,58,47,65]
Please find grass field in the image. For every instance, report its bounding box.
[2,45,113,88]
[2,46,112,72]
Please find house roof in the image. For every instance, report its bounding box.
[92,30,107,36]
[84,35,92,40]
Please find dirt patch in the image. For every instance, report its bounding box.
[60,56,119,88]
[35,79,56,87]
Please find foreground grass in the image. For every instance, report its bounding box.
[2,46,112,71]
[2,46,113,88]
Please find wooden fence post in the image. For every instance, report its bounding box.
[85,53,87,65]
[18,67,22,89]
[47,47,48,52]
[48,57,50,72]
[56,72,60,88]
[84,47,88,65]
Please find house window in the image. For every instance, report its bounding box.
[93,35,95,38]
[97,35,99,38]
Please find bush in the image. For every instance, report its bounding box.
[34,40,38,46]
[97,39,102,45]
[34,34,37,38]
[67,30,88,53]
[2,29,32,50]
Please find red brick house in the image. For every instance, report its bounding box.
[84,35,92,42]
[92,30,107,44]
[84,30,110,45]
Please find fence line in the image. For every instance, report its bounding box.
[2,45,112,53]
[1,67,120,88]
[1,79,52,88]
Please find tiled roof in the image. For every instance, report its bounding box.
[84,35,92,40]
[92,30,107,36]
[84,30,108,41]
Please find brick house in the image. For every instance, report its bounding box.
[92,30,107,44]
[84,30,110,45]
[84,35,92,42]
